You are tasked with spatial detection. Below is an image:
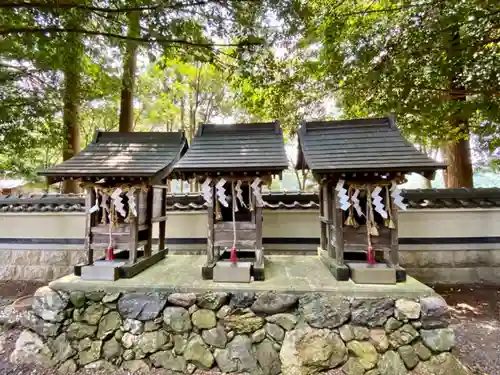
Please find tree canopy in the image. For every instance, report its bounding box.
[1,0,499,189]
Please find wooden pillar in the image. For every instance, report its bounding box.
[325,181,334,258]
[390,202,399,266]
[128,190,139,263]
[253,181,264,280]
[319,181,327,250]
[332,186,344,265]
[255,201,263,268]
[144,186,154,257]
[84,187,97,265]
[158,186,167,251]
[206,181,215,265]
[250,181,256,223]
[317,180,349,281]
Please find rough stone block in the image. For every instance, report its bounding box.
[0,266,16,280]
[7,288,469,375]
[70,251,88,265]
[39,251,70,266]
[15,266,52,281]
[10,250,42,265]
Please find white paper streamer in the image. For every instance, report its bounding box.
[100,192,109,212]
[111,188,126,217]
[202,178,213,207]
[126,187,137,216]
[372,186,388,219]
[216,178,229,207]
[390,181,408,210]
[235,180,246,209]
[336,180,350,211]
[89,187,99,213]
[251,177,265,207]
[351,188,363,217]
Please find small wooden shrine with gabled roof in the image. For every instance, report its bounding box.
[297,115,446,284]
[174,122,288,282]
[39,131,188,280]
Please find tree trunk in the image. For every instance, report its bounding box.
[439,146,449,188]
[119,10,140,132]
[61,16,83,194]
[301,171,310,190]
[445,26,473,188]
[180,95,186,133]
[446,137,473,188]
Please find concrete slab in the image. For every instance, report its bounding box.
[213,262,252,283]
[49,255,436,298]
[348,262,396,284]
[81,260,128,281]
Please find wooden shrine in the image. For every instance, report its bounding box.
[39,131,188,280]
[297,116,446,284]
[174,122,288,282]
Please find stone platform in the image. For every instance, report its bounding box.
[49,255,435,299]
[10,255,470,375]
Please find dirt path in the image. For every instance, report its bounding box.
[434,285,500,375]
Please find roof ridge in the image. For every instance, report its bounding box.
[199,121,281,136]
[304,117,390,131]
[96,131,184,144]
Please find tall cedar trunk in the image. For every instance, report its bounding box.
[61,16,83,193]
[446,137,473,187]
[119,10,140,132]
[439,146,449,187]
[445,26,473,188]
[180,95,185,133]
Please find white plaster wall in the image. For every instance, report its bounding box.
[263,210,320,238]
[154,211,208,239]
[2,209,500,243]
[1,209,500,242]
[398,208,500,238]
[2,209,500,283]
[0,213,85,239]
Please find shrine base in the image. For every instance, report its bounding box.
[10,255,468,375]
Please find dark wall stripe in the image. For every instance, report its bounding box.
[164,238,206,245]
[0,238,85,245]
[1,237,500,246]
[399,237,500,245]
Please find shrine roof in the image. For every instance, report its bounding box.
[174,122,288,174]
[39,131,188,183]
[296,116,446,177]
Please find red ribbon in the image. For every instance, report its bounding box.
[229,247,238,263]
[367,246,375,265]
[106,246,115,261]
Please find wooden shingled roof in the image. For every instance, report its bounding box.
[174,122,288,175]
[296,116,446,178]
[39,131,188,184]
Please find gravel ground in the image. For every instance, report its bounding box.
[434,285,500,375]
[0,282,497,375]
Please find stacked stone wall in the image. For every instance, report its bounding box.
[11,287,469,374]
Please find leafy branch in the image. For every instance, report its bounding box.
[0,27,264,48]
[0,0,242,13]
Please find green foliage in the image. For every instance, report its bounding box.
[135,58,233,136]
[0,0,302,179]
[230,47,337,136]
[306,0,500,148]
